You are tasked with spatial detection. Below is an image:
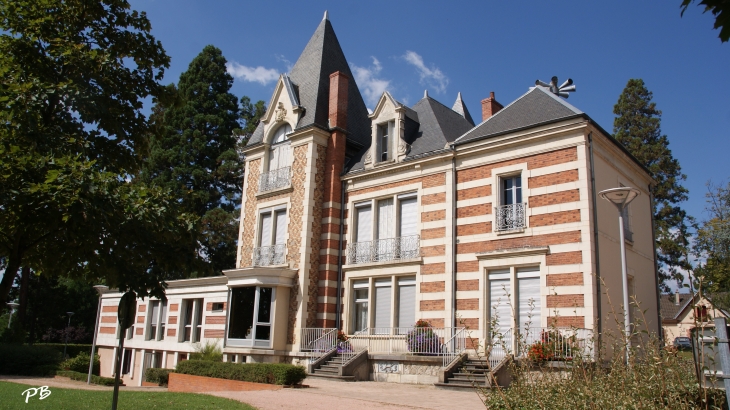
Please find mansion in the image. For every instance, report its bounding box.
[94,13,660,386]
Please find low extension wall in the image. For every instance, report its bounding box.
[369,355,443,384]
[167,373,282,393]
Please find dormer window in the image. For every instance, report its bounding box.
[377,121,395,162]
[260,123,292,193]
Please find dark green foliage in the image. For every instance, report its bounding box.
[60,352,100,375]
[175,360,307,385]
[613,79,690,292]
[189,339,223,361]
[141,45,247,276]
[695,182,730,300]
[0,344,61,375]
[34,344,93,360]
[238,96,267,144]
[56,370,116,386]
[145,368,171,385]
[681,0,730,42]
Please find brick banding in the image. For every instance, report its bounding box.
[203,329,225,338]
[456,280,479,291]
[102,306,117,313]
[456,261,479,273]
[205,316,226,325]
[422,192,446,205]
[421,227,445,240]
[457,147,578,183]
[549,316,585,328]
[456,222,492,236]
[101,316,116,323]
[423,318,445,327]
[457,185,491,201]
[168,316,178,325]
[528,169,579,188]
[546,273,584,286]
[422,209,445,222]
[99,327,115,334]
[529,210,581,227]
[456,299,479,310]
[421,245,445,257]
[420,281,445,293]
[461,318,479,330]
[529,189,580,208]
[456,203,491,218]
[420,299,445,311]
[421,263,445,275]
[546,251,583,266]
[457,230,581,254]
[546,294,585,308]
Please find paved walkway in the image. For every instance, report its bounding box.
[1,375,486,410]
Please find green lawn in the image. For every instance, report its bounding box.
[0,381,256,410]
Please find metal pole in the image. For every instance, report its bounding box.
[88,294,103,384]
[713,317,730,405]
[63,315,72,360]
[111,336,125,410]
[618,209,631,364]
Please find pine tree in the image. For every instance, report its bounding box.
[141,45,242,275]
[613,79,690,292]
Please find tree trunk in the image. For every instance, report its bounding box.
[0,255,21,310]
[19,266,30,325]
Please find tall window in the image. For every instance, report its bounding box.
[268,124,291,171]
[351,276,416,333]
[147,300,167,341]
[227,286,275,348]
[489,266,541,335]
[254,206,287,266]
[350,193,419,264]
[121,349,133,375]
[353,282,369,332]
[181,299,202,343]
[377,121,394,162]
[496,175,525,231]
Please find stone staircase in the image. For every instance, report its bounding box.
[434,358,493,390]
[308,353,355,382]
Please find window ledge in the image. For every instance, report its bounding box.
[495,227,527,236]
[476,246,549,260]
[256,185,293,199]
[342,257,422,271]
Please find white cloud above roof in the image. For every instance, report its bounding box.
[226,62,279,85]
[351,57,391,108]
[403,51,448,94]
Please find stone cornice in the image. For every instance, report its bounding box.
[223,267,298,288]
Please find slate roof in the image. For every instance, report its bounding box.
[246,17,371,147]
[455,86,583,145]
[452,92,475,126]
[660,293,693,321]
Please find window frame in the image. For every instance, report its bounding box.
[352,192,418,244]
[347,274,417,334]
[256,205,288,248]
[179,299,203,343]
[487,265,542,335]
[495,172,527,232]
[146,300,167,341]
[226,286,277,348]
[376,120,395,163]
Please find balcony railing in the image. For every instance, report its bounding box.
[300,328,338,359]
[346,235,420,265]
[495,203,526,232]
[259,166,291,193]
[252,244,286,266]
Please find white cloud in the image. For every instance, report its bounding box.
[226,62,279,85]
[403,50,449,94]
[351,57,391,107]
[275,54,293,73]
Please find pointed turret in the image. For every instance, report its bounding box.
[451,92,474,126]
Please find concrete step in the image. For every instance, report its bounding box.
[307,373,355,382]
[434,382,490,391]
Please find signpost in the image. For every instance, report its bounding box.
[112,291,136,410]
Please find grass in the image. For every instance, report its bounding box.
[0,381,256,410]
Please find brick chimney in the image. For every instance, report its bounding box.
[481,91,503,121]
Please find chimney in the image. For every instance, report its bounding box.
[329,71,349,130]
[675,290,680,306]
[481,91,503,121]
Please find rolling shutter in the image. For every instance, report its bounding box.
[489,270,512,335]
[374,279,392,330]
[399,197,418,237]
[398,277,416,329]
[260,212,272,246]
[356,205,372,243]
[378,198,394,239]
[517,267,541,331]
[274,210,287,244]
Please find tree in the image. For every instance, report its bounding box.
[613,79,690,292]
[141,46,244,275]
[238,96,267,144]
[695,182,730,295]
[681,0,730,43]
[0,0,199,307]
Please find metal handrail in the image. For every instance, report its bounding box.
[252,244,286,266]
[495,203,526,232]
[346,235,420,265]
[300,328,338,360]
[259,166,291,192]
[442,327,467,367]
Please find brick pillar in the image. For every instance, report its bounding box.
[317,71,349,328]
[481,91,503,121]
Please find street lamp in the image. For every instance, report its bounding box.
[599,186,641,364]
[6,302,19,328]
[88,285,108,384]
[63,311,75,360]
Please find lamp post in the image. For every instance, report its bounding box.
[599,186,641,364]
[88,285,108,384]
[63,311,75,360]
[6,302,19,328]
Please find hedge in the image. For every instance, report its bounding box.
[56,370,116,386]
[175,361,306,385]
[145,368,171,386]
[60,351,100,376]
[0,344,61,376]
[34,343,92,359]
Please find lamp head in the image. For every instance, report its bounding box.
[7,302,19,310]
[67,311,75,317]
[598,187,640,210]
[93,285,109,295]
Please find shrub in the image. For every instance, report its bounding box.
[189,339,223,362]
[406,320,441,354]
[0,344,61,375]
[60,351,100,375]
[145,368,171,386]
[175,360,306,385]
[56,370,116,386]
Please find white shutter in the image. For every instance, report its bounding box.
[260,212,272,246]
[356,205,372,243]
[517,270,541,331]
[274,210,287,244]
[269,147,279,171]
[398,277,416,329]
[489,270,512,336]
[374,280,392,330]
[399,197,417,237]
[378,198,394,239]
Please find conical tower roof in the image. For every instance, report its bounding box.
[451,92,474,126]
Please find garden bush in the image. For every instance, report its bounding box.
[0,344,61,375]
[60,351,100,375]
[175,360,306,385]
[145,368,171,386]
[189,339,223,362]
[56,370,116,386]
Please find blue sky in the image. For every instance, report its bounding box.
[129,0,729,223]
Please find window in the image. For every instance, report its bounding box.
[211,302,224,312]
[227,286,275,348]
[147,300,167,341]
[350,276,416,333]
[496,175,526,231]
[126,325,134,340]
[260,124,292,192]
[121,349,133,375]
[253,206,287,266]
[377,121,395,162]
[181,299,203,343]
[489,266,541,334]
[348,193,419,264]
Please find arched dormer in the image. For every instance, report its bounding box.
[267,122,292,173]
[364,92,409,169]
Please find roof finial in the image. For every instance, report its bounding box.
[323,10,329,21]
[535,76,576,98]
[424,89,429,99]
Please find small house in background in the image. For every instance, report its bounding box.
[661,291,730,343]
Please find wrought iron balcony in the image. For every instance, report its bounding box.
[346,235,420,265]
[259,166,291,193]
[495,203,526,232]
[252,244,286,266]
